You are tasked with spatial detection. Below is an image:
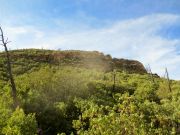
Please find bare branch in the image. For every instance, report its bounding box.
[5,37,8,43]
[148,64,155,83]
[0,27,4,42]
[6,41,11,44]
[0,26,18,108]
[165,68,172,92]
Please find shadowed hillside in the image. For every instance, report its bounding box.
[0,49,147,75]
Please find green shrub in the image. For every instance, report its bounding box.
[2,108,37,135]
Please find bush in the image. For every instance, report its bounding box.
[2,108,37,135]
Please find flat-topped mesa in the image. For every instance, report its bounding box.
[0,49,147,74]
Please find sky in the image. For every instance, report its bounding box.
[0,0,180,79]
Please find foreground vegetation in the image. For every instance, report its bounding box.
[0,49,180,135]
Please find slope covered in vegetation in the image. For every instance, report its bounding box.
[0,49,179,135]
[0,49,147,75]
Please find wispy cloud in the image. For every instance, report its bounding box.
[1,14,180,79]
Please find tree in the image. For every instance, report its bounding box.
[165,68,172,92]
[147,64,155,83]
[112,69,116,92]
[0,26,18,108]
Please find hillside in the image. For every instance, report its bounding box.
[0,49,147,75]
[0,49,179,135]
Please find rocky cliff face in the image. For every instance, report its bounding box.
[0,49,147,74]
[112,58,147,74]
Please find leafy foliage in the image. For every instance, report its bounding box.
[0,49,179,135]
[2,108,37,135]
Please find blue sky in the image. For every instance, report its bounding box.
[0,0,180,79]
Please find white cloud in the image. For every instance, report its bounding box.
[1,14,180,79]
